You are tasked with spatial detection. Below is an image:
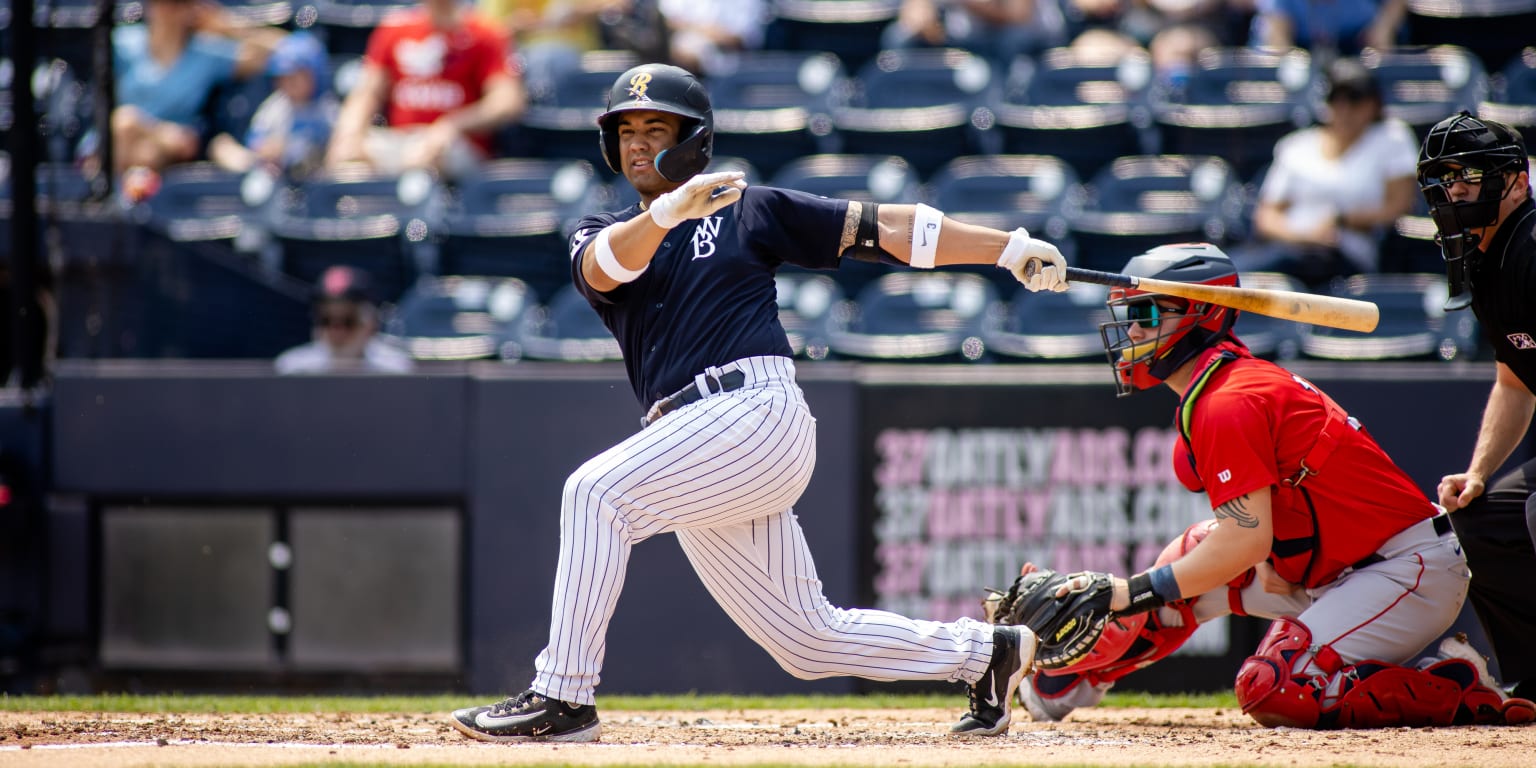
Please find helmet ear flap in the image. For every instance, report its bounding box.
[655,119,713,181]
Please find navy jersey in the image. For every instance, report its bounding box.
[1468,198,1536,390]
[569,185,848,408]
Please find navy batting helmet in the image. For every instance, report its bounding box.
[597,63,713,182]
[1417,111,1528,234]
[1100,243,1241,396]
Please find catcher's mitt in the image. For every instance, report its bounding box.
[984,568,1116,670]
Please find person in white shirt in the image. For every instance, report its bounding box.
[275,265,415,375]
[1241,56,1419,287]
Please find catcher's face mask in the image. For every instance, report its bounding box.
[1101,291,1217,396]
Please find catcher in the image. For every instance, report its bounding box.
[1000,243,1536,729]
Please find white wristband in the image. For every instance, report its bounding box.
[593,226,647,283]
[648,190,683,230]
[909,203,942,269]
[996,227,1031,270]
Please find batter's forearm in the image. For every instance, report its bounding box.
[874,205,1011,267]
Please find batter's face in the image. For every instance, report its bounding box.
[616,110,684,199]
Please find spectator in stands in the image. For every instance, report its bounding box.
[1249,0,1405,54]
[324,0,526,180]
[656,0,767,75]
[882,0,1066,63]
[105,0,287,178]
[275,266,414,375]
[1239,57,1418,287]
[479,0,632,88]
[208,31,338,179]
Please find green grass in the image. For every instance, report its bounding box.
[0,690,1237,714]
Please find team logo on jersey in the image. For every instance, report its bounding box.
[571,227,599,260]
[627,72,653,102]
[1217,469,1232,483]
[1509,332,1536,350]
[692,216,723,260]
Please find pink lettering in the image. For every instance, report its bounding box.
[875,430,928,488]
[874,542,928,596]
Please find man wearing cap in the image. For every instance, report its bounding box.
[210,30,339,177]
[324,0,525,179]
[275,266,414,375]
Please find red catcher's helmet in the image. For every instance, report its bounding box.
[1099,243,1240,397]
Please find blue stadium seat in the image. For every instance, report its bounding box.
[705,50,844,180]
[767,0,901,75]
[1299,273,1478,361]
[382,275,534,360]
[313,0,412,55]
[1479,47,1536,141]
[992,46,1155,180]
[516,50,641,169]
[1064,154,1244,273]
[141,162,268,246]
[1151,47,1317,182]
[775,272,843,360]
[438,157,601,301]
[826,272,999,362]
[1406,0,1536,74]
[982,282,1109,361]
[1378,196,1444,275]
[268,167,439,302]
[1363,45,1489,140]
[927,154,1080,293]
[514,282,622,361]
[832,48,997,177]
[769,153,923,297]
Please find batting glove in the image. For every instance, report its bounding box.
[998,228,1069,293]
[649,171,748,229]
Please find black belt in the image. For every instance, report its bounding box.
[1352,514,1453,570]
[642,369,747,427]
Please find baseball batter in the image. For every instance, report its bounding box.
[446,63,1070,743]
[1004,243,1536,729]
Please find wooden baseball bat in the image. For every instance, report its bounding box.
[1061,266,1381,333]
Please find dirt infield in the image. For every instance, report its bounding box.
[2,707,1533,767]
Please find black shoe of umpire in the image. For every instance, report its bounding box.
[950,625,1036,737]
[448,689,600,743]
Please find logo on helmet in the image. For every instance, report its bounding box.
[628,72,653,102]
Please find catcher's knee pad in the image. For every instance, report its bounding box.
[1157,520,1255,614]
[1235,617,1324,728]
[1022,670,1112,722]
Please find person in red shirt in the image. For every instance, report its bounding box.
[325,0,525,179]
[1007,242,1536,729]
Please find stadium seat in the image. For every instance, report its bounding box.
[382,275,534,361]
[313,0,412,55]
[767,0,901,75]
[515,282,622,361]
[1479,47,1536,141]
[1406,0,1536,74]
[832,48,998,178]
[1362,45,1489,139]
[705,50,844,180]
[1378,196,1444,275]
[775,272,843,360]
[982,282,1110,361]
[1299,273,1478,361]
[516,50,641,169]
[267,167,439,302]
[769,154,923,297]
[1064,154,1245,273]
[992,46,1155,181]
[140,162,269,247]
[926,154,1081,292]
[825,271,999,362]
[1151,47,1317,182]
[438,157,602,301]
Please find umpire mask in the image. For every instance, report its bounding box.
[1417,111,1528,236]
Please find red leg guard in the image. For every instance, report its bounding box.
[1236,617,1322,728]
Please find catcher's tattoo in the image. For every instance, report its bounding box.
[1215,495,1260,528]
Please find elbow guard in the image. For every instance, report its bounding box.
[840,203,902,265]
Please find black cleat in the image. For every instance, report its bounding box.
[448,689,600,743]
[951,625,1036,737]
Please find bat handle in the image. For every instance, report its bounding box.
[1021,262,1137,288]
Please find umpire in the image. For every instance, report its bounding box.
[1419,111,1536,700]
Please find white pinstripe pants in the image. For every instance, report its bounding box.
[531,356,995,705]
